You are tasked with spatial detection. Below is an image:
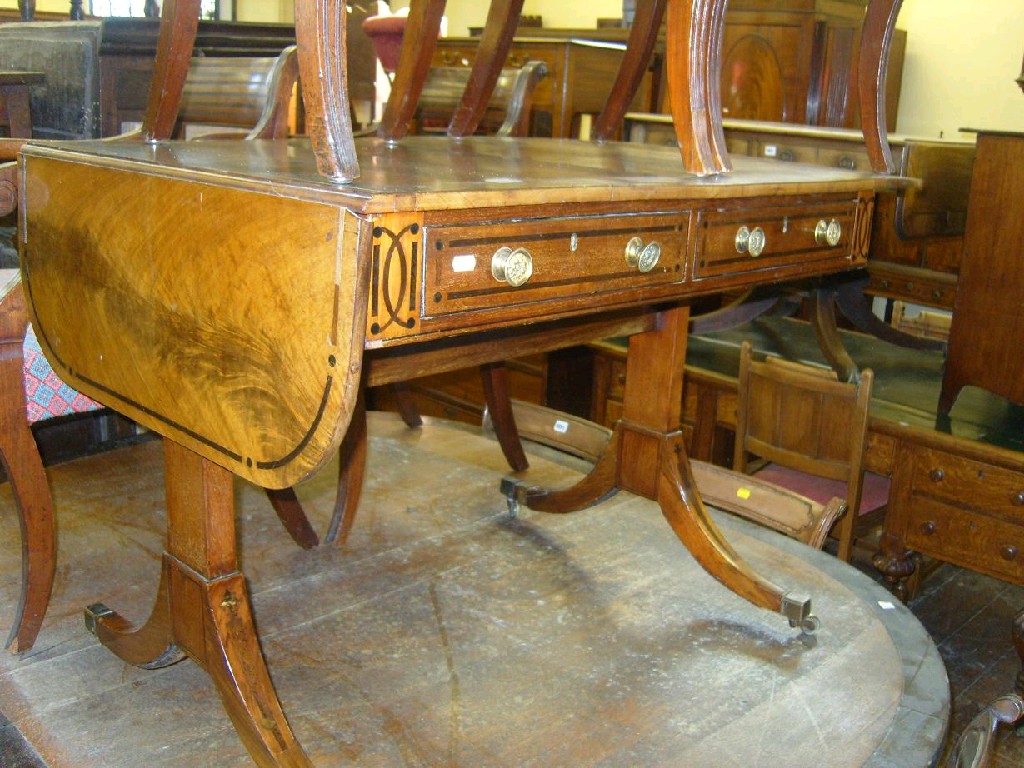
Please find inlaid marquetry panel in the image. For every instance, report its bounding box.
[366,213,424,343]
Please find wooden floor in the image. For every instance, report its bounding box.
[0,414,1020,766]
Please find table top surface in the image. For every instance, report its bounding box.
[23,136,906,213]
[0,412,950,767]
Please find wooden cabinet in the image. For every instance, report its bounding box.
[886,434,1024,586]
[720,0,904,129]
[940,131,1024,412]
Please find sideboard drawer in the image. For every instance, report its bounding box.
[909,446,1024,524]
[423,211,689,317]
[904,497,1024,583]
[692,198,862,281]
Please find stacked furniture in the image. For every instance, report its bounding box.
[11,0,925,763]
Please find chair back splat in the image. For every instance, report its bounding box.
[733,341,889,561]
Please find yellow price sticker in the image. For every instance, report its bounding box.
[736,487,752,500]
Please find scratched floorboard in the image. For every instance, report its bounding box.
[0,412,1011,766]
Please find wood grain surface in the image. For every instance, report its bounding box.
[21,157,369,488]
[0,413,948,767]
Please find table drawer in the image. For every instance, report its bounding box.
[904,497,1024,583]
[422,211,688,317]
[692,199,861,280]
[909,446,1024,524]
[867,267,958,308]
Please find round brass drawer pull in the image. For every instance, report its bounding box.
[1013,491,1024,506]
[491,246,533,287]
[921,521,937,536]
[929,468,945,482]
[814,218,842,247]
[1001,545,1018,561]
[735,226,766,257]
[625,236,662,273]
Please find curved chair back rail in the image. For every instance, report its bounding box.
[177,45,298,139]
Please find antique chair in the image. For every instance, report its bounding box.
[732,340,889,562]
[0,44,305,653]
[484,398,846,552]
[412,61,547,137]
[174,45,299,139]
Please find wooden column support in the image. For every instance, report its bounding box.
[86,441,312,767]
[508,307,816,632]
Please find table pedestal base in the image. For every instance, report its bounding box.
[503,421,816,632]
[83,441,313,767]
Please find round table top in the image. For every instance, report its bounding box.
[0,412,949,766]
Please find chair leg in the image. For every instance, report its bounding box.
[0,279,55,652]
[0,410,55,653]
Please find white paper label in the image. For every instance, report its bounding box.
[451,254,477,273]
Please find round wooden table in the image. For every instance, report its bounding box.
[0,412,949,766]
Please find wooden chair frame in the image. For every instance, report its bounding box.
[733,340,879,562]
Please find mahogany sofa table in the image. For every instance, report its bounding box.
[17,135,901,765]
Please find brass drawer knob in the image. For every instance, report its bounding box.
[491,246,533,287]
[929,468,945,482]
[921,521,937,536]
[1001,545,1018,561]
[735,226,766,257]
[1013,491,1024,506]
[624,237,661,273]
[814,218,842,247]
